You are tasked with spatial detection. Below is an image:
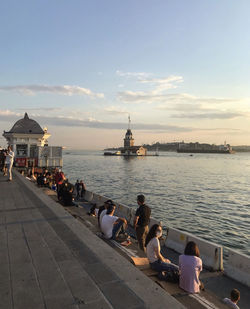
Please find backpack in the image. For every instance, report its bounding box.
[157,269,180,283]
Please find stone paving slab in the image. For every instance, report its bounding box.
[0,172,185,309]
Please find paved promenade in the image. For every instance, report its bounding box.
[0,171,185,309]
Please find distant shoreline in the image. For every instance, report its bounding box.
[104,146,250,153]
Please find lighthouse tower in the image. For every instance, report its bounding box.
[124,115,134,148]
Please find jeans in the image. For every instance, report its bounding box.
[7,163,13,180]
[112,221,126,240]
[136,225,149,251]
[150,260,179,272]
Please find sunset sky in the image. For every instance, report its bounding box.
[1,0,250,149]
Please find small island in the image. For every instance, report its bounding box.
[104,116,148,156]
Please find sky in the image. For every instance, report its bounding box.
[0,0,250,149]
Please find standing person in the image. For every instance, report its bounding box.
[223,289,240,309]
[62,184,75,206]
[5,146,14,181]
[80,180,86,198]
[55,168,66,199]
[146,224,178,272]
[75,180,80,199]
[134,194,151,251]
[0,150,4,172]
[3,149,7,176]
[179,241,203,294]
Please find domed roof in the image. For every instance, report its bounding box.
[9,113,44,134]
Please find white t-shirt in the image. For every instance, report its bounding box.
[99,209,107,225]
[223,298,240,309]
[6,151,14,165]
[146,237,160,263]
[101,214,118,239]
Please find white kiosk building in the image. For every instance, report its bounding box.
[3,113,62,168]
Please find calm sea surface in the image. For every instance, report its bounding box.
[63,150,250,256]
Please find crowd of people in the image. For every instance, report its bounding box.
[1,156,241,307]
[32,168,86,207]
[88,193,241,308]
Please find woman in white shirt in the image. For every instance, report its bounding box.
[146,224,178,272]
[5,146,14,181]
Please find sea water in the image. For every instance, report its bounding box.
[63,150,250,256]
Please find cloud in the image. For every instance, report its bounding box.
[171,111,245,120]
[116,70,151,79]
[0,109,192,132]
[118,75,184,103]
[17,107,62,112]
[0,109,245,134]
[155,93,249,119]
[0,85,104,98]
[139,75,184,93]
[103,106,129,115]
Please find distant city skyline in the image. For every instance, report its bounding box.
[1,1,250,149]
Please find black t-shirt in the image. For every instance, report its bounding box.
[135,204,151,227]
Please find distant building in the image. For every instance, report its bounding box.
[177,141,234,154]
[3,113,62,167]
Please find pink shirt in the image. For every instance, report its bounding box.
[179,255,202,293]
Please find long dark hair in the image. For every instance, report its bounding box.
[184,241,200,257]
[145,224,161,247]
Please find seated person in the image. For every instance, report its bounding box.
[37,174,44,187]
[146,224,178,272]
[51,182,57,191]
[223,289,240,309]
[179,241,202,294]
[43,173,49,187]
[101,204,127,240]
[58,181,68,201]
[98,199,113,226]
[88,203,97,216]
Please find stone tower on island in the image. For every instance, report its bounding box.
[123,116,134,148]
[120,116,147,156]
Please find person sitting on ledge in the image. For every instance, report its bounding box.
[98,199,113,226]
[223,289,240,309]
[179,241,203,294]
[101,204,127,240]
[146,224,178,273]
[37,173,44,187]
